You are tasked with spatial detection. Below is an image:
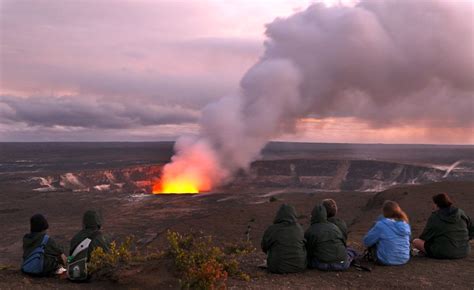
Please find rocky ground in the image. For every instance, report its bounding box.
[0,180,473,289]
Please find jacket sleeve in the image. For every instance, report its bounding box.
[419,214,437,242]
[338,220,348,243]
[470,222,474,240]
[261,226,274,253]
[461,211,473,240]
[46,237,64,257]
[363,222,382,247]
[69,236,77,256]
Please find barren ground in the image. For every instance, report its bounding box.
[0,181,473,289]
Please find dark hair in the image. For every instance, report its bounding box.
[383,200,409,223]
[322,199,337,218]
[432,193,453,209]
[30,214,49,233]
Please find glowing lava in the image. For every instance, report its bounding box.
[152,178,200,194]
[152,138,224,194]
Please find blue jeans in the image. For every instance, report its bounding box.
[310,248,358,271]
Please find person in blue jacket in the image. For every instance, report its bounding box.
[363,200,411,265]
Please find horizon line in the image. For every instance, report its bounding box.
[0,141,473,146]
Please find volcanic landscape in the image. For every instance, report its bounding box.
[0,142,473,289]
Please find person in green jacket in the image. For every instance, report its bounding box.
[22,214,67,276]
[413,193,473,259]
[322,199,348,242]
[305,204,356,271]
[261,204,307,274]
[69,210,109,260]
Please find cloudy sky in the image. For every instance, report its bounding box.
[0,0,472,144]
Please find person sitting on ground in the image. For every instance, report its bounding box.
[305,204,355,271]
[413,193,473,259]
[322,198,348,242]
[363,200,411,265]
[69,210,109,260]
[261,204,307,274]
[22,214,67,276]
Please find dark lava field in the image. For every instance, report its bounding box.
[0,142,473,289]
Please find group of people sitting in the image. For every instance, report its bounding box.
[21,193,473,278]
[261,193,473,274]
[22,210,109,278]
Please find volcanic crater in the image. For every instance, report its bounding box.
[0,142,473,289]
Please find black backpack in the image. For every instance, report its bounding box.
[67,233,98,281]
[352,247,377,272]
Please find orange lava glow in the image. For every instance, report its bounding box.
[152,179,199,194]
[152,175,212,194]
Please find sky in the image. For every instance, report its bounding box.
[0,0,472,144]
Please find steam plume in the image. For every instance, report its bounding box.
[160,0,474,190]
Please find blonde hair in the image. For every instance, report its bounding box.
[383,200,409,223]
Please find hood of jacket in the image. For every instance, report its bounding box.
[23,232,45,249]
[380,218,411,236]
[83,210,102,230]
[436,207,461,224]
[310,204,327,224]
[273,204,298,224]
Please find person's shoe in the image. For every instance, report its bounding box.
[411,248,425,257]
[55,266,67,275]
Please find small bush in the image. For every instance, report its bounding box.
[167,231,252,289]
[88,236,134,278]
[0,264,13,271]
[223,241,255,256]
[88,236,163,279]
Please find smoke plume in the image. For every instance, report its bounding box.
[160,0,474,191]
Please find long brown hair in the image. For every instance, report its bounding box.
[383,200,409,223]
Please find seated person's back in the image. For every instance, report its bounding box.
[419,194,472,259]
[261,204,307,274]
[305,205,347,266]
[70,210,109,259]
[363,201,411,265]
[22,214,66,276]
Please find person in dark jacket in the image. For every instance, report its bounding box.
[363,201,411,265]
[261,204,307,274]
[413,193,473,259]
[322,199,348,242]
[69,210,109,259]
[305,204,353,271]
[22,214,67,276]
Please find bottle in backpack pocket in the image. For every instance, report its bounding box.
[72,265,80,278]
[67,237,92,281]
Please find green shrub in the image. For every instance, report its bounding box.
[167,231,252,289]
[0,264,13,271]
[88,236,162,279]
[88,236,134,277]
[223,241,255,256]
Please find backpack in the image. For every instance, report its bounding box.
[352,247,377,272]
[21,234,49,275]
[67,237,94,281]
